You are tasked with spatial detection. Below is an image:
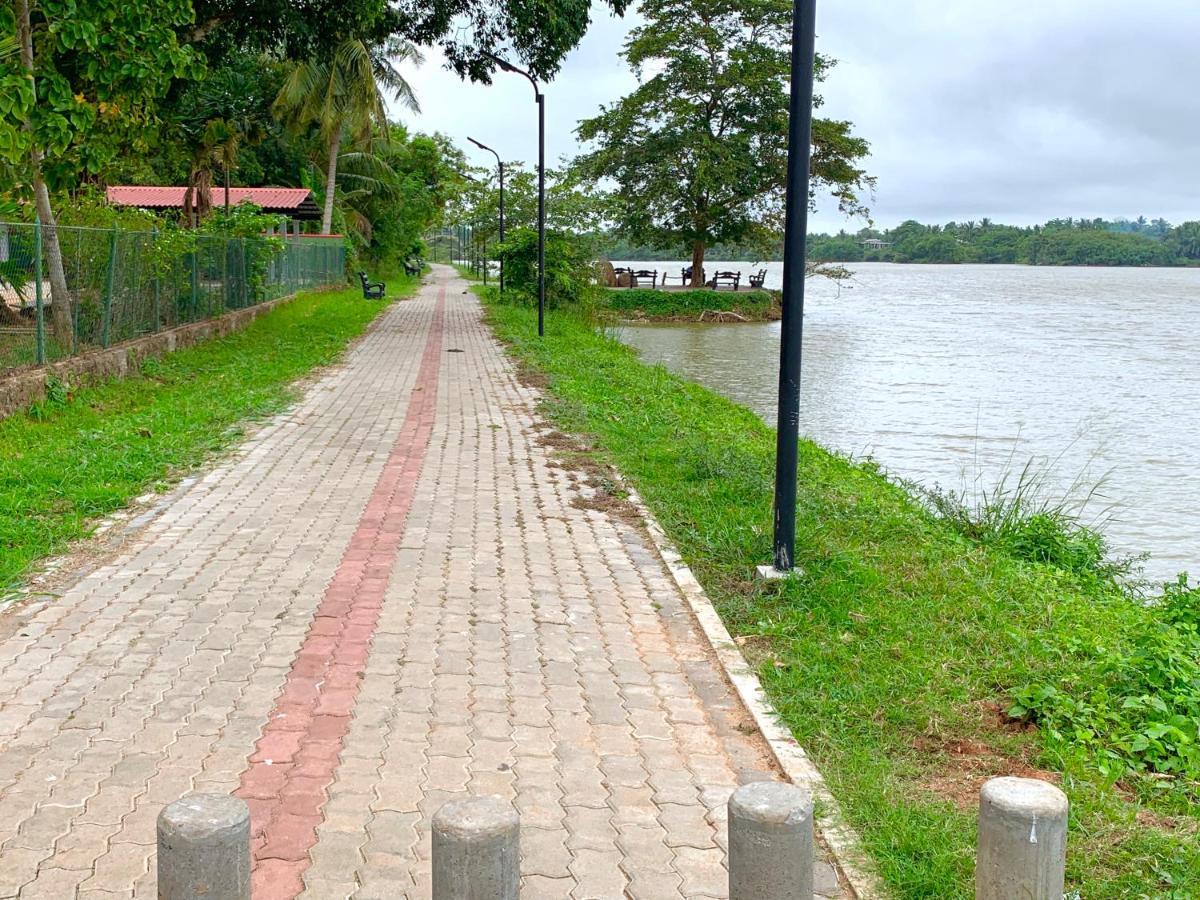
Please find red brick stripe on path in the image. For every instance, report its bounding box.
[236,289,446,899]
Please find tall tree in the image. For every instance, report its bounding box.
[575,0,872,285]
[1,0,198,345]
[273,37,421,234]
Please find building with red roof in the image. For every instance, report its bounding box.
[106,186,322,223]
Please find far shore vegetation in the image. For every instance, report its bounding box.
[478,270,1200,897]
[595,214,1200,267]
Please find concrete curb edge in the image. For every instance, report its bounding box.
[622,482,887,899]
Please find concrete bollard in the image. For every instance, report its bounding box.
[728,781,814,900]
[976,776,1068,900]
[432,795,520,900]
[157,793,250,900]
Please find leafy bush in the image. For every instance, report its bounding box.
[1011,575,1200,788]
[495,227,599,309]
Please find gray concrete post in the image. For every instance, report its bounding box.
[156,793,250,900]
[432,795,520,900]
[976,776,1068,900]
[728,781,814,900]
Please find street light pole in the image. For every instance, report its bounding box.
[468,137,505,293]
[769,0,818,574]
[483,51,545,336]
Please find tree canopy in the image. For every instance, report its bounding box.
[574,0,872,284]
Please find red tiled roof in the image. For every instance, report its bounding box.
[106,186,313,210]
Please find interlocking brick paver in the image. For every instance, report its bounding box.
[0,266,848,898]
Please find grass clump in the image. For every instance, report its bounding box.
[0,276,414,594]
[483,296,1199,898]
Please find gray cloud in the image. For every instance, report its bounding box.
[393,0,1200,232]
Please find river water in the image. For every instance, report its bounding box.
[615,262,1199,583]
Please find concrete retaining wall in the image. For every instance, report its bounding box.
[0,294,295,420]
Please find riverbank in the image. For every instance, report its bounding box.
[604,286,779,322]
[0,273,416,596]
[483,292,1199,897]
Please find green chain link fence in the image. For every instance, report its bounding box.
[0,221,346,375]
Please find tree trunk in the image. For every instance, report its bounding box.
[16,0,73,350]
[689,240,706,287]
[321,129,342,235]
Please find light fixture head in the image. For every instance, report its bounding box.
[482,50,518,73]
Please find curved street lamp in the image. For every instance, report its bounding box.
[468,136,505,293]
[482,51,545,337]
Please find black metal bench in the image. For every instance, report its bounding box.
[707,270,741,291]
[748,269,767,289]
[403,259,422,277]
[630,269,658,288]
[358,272,385,299]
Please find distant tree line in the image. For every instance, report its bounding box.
[595,216,1200,266]
[809,217,1200,267]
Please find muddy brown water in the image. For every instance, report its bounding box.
[616,261,1200,584]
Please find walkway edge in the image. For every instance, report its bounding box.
[620,482,887,900]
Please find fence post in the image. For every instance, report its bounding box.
[157,793,250,900]
[189,246,199,322]
[432,795,520,900]
[34,219,46,364]
[728,781,813,900]
[101,225,118,347]
[976,777,1067,900]
[220,235,229,313]
[151,227,161,332]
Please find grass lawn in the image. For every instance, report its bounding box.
[484,296,1200,898]
[0,274,417,595]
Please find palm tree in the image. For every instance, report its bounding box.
[180,62,272,225]
[274,37,421,234]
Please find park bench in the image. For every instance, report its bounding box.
[630,269,658,288]
[358,272,385,299]
[662,265,706,287]
[403,259,422,277]
[748,269,767,289]
[707,270,741,291]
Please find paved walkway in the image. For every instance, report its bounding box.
[0,267,843,898]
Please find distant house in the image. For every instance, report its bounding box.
[106,186,321,228]
[859,238,892,250]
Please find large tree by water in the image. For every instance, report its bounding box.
[575,0,873,285]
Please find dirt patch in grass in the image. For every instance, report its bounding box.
[915,732,1061,809]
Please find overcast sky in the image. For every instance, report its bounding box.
[393,0,1200,233]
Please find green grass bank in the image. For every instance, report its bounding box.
[603,286,778,321]
[0,274,416,595]
[483,294,1199,898]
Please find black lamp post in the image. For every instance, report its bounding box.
[769,0,818,574]
[483,51,545,337]
[468,136,505,293]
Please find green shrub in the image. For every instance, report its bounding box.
[495,227,599,308]
[1011,575,1200,789]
